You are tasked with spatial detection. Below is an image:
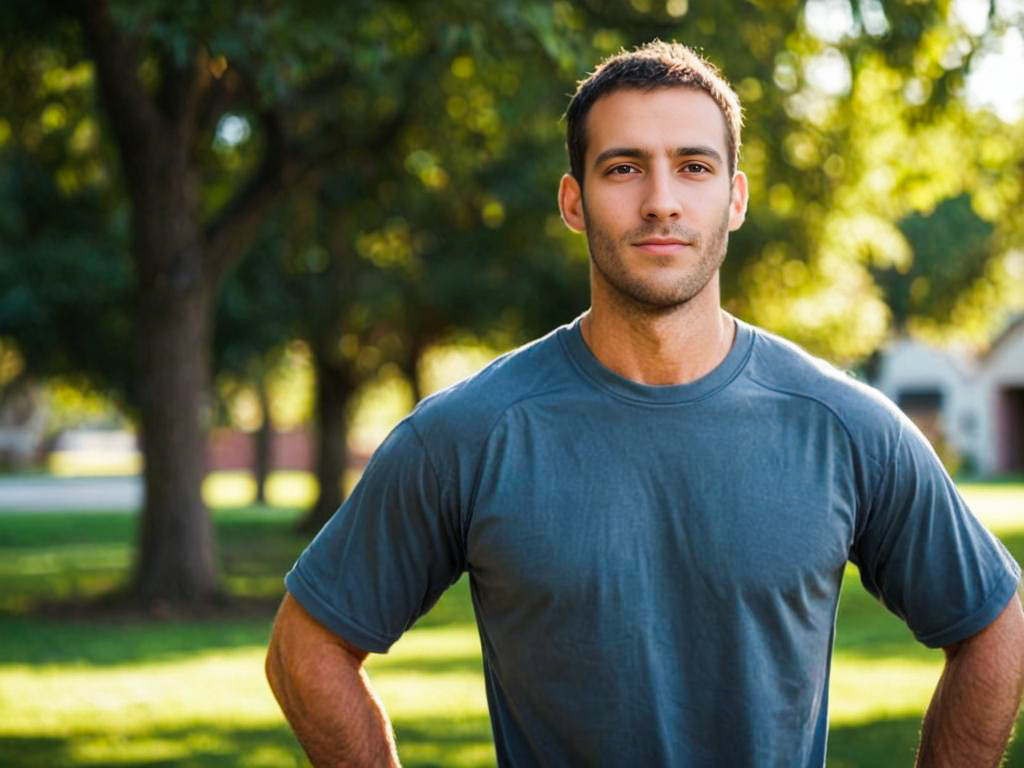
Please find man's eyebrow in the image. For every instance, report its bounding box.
[673,145,724,165]
[592,147,650,170]
[591,145,724,170]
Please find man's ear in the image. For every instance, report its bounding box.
[727,170,749,232]
[558,173,585,233]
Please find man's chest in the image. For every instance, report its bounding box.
[463,400,858,614]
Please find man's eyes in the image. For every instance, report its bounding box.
[603,162,711,176]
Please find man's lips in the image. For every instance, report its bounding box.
[632,238,691,254]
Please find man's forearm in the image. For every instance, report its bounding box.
[267,594,400,767]
[916,595,1024,767]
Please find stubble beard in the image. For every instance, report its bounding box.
[584,202,731,314]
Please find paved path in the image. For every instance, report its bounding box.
[0,475,142,512]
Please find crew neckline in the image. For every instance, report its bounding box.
[557,314,754,405]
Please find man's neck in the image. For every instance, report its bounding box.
[581,281,736,387]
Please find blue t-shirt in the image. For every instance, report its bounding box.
[286,317,1020,767]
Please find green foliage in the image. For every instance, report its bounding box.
[5,0,1024,401]
[213,1,596,415]
[0,152,132,398]
[875,194,995,330]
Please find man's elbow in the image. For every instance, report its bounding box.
[944,592,1024,669]
[266,593,313,711]
[265,634,282,692]
[265,593,370,704]
[266,614,292,709]
[996,592,1024,672]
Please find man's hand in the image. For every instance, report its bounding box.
[916,592,1024,767]
[266,592,401,767]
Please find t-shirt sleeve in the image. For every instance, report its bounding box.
[285,419,466,653]
[851,418,1021,649]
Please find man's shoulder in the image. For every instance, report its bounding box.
[406,323,578,447]
[742,322,905,442]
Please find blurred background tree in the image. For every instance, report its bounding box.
[1,0,1022,609]
[215,10,592,532]
[874,194,996,334]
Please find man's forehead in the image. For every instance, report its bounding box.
[584,86,729,157]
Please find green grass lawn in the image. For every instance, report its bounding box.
[0,480,1022,766]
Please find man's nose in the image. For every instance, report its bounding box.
[640,167,682,221]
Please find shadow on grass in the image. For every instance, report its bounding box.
[826,715,922,768]
[4,714,1021,767]
[0,507,308,614]
[0,613,276,666]
[373,648,484,677]
[0,506,314,666]
[0,507,307,575]
[0,724,308,768]
[828,714,1024,767]
[0,499,478,667]
[0,718,496,768]
[0,581,477,672]
[392,715,495,767]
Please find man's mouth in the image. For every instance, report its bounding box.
[632,237,692,255]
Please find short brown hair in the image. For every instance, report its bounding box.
[565,40,743,184]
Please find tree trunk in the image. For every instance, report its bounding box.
[129,159,221,607]
[253,372,272,504]
[405,331,426,405]
[299,349,357,534]
[74,0,294,609]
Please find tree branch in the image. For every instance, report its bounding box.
[202,108,291,287]
[70,0,164,194]
[201,46,427,288]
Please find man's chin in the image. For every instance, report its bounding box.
[610,283,702,312]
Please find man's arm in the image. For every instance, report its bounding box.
[266,592,401,767]
[916,592,1024,767]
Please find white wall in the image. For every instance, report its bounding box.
[874,338,977,467]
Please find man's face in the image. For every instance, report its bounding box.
[559,87,748,311]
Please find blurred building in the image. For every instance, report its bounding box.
[0,384,45,469]
[206,427,314,472]
[46,426,327,476]
[874,315,1024,476]
[47,428,142,475]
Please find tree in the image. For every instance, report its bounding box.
[290,24,592,532]
[193,2,598,533]
[0,0,432,606]
[65,1,308,605]
[874,194,996,332]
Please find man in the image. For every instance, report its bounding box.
[266,41,1024,766]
